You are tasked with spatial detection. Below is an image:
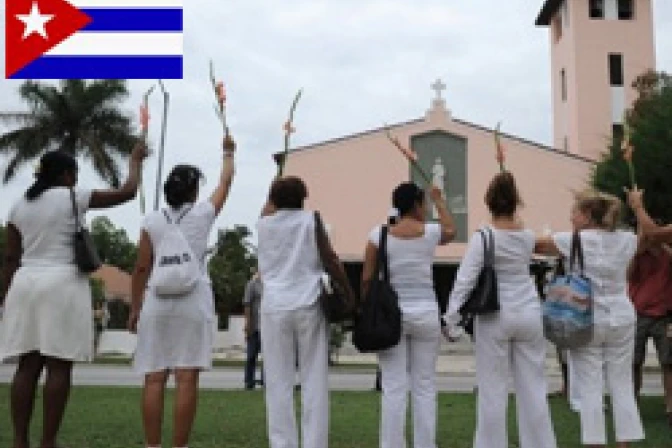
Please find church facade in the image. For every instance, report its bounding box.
[279,0,656,279]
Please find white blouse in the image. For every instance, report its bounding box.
[368,223,442,313]
[8,187,92,268]
[552,230,637,327]
[446,227,540,324]
[256,210,322,312]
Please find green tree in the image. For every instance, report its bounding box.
[90,216,137,273]
[208,225,257,328]
[0,80,139,185]
[592,70,672,223]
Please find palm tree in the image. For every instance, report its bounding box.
[0,80,139,186]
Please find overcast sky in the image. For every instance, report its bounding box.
[2,0,672,243]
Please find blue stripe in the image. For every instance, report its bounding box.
[11,56,183,79]
[81,8,183,32]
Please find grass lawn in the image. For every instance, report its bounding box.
[0,386,670,447]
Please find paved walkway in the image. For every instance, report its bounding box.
[0,361,665,395]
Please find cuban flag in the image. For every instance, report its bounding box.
[5,0,183,79]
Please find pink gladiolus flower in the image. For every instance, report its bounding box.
[495,140,505,165]
[215,81,226,105]
[623,143,634,163]
[283,121,295,134]
[140,105,150,130]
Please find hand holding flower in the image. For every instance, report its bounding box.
[223,132,236,154]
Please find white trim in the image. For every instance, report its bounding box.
[67,0,182,8]
[46,32,182,56]
[611,86,625,124]
[605,0,618,19]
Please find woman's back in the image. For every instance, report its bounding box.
[450,227,539,315]
[490,228,539,312]
[257,210,321,311]
[552,229,637,325]
[369,223,441,312]
[9,187,91,267]
[143,201,216,271]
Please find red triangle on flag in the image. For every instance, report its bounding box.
[5,0,92,78]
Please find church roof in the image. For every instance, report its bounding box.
[276,116,595,165]
[535,0,563,26]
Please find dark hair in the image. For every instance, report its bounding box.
[26,151,78,201]
[164,165,203,208]
[392,182,424,217]
[269,176,308,209]
[485,171,523,217]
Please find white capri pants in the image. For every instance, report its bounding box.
[570,323,644,445]
[473,311,557,448]
[378,309,441,448]
[260,303,329,448]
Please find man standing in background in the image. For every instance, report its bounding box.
[243,269,263,390]
[628,234,672,426]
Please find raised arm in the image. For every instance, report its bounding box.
[89,142,148,209]
[628,188,672,243]
[128,230,153,333]
[429,186,457,245]
[209,133,236,215]
[1,223,22,308]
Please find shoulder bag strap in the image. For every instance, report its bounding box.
[570,231,584,274]
[69,188,82,231]
[379,225,390,282]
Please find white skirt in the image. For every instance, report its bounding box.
[133,278,215,375]
[0,265,93,362]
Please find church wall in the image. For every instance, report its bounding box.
[284,113,593,261]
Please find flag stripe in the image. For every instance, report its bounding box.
[81,9,182,32]
[46,32,182,56]
[11,56,183,79]
[68,0,182,7]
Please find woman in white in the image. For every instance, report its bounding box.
[445,172,557,448]
[536,190,644,448]
[257,176,353,448]
[0,145,146,448]
[361,182,455,448]
[128,135,235,448]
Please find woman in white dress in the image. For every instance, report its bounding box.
[445,172,557,448]
[536,190,644,448]
[0,144,147,448]
[362,182,456,448]
[128,135,235,448]
[257,176,354,448]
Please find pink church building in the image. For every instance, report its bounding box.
[277,0,656,301]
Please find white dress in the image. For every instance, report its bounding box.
[0,187,94,362]
[133,201,217,374]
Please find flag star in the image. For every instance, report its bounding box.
[16,2,54,40]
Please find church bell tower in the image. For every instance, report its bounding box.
[536,0,656,161]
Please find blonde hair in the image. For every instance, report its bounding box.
[574,190,623,231]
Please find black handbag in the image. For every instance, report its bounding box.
[353,225,402,353]
[459,227,499,316]
[69,188,102,274]
[314,212,356,323]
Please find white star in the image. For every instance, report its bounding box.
[16,2,54,40]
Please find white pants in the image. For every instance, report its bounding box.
[378,309,440,448]
[570,323,644,445]
[473,312,557,448]
[260,304,329,448]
